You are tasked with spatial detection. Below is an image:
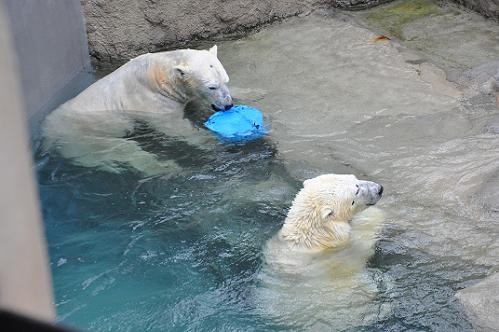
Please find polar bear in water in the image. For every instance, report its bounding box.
[42,46,232,175]
[256,174,389,330]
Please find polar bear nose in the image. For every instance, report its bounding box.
[378,185,384,196]
[224,103,234,111]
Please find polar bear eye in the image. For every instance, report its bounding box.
[208,86,217,90]
[352,201,355,206]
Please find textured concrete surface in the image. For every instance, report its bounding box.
[3,0,91,141]
[0,2,55,322]
[456,273,499,332]
[81,0,394,65]
[452,0,499,20]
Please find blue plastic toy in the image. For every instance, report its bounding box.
[204,104,267,142]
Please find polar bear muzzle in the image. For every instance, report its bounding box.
[209,84,233,111]
[356,180,383,207]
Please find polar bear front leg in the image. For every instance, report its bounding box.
[146,115,217,149]
[43,108,182,177]
[74,136,182,177]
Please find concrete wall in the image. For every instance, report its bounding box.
[0,2,55,322]
[3,0,91,142]
[0,0,92,320]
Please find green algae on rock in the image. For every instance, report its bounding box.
[358,0,499,81]
[363,0,443,39]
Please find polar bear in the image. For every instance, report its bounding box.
[255,174,389,330]
[42,46,232,175]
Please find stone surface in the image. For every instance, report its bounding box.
[456,273,499,332]
[360,0,499,82]
[81,0,394,66]
[81,0,499,66]
[334,0,394,9]
[452,0,499,20]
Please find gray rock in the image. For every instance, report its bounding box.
[460,62,499,108]
[456,272,499,332]
[333,0,394,10]
[461,61,499,87]
[452,0,499,20]
[80,0,393,65]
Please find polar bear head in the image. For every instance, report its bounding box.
[280,174,383,249]
[174,46,233,111]
[154,46,233,112]
[147,46,233,111]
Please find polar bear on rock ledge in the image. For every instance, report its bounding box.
[257,174,389,330]
[42,46,232,175]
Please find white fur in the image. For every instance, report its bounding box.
[42,46,231,175]
[257,174,389,329]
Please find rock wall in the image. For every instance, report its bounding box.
[81,0,393,65]
[451,0,499,20]
[81,0,498,66]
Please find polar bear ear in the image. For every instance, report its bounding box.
[174,64,191,78]
[209,45,218,57]
[321,207,334,220]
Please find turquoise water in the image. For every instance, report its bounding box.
[37,134,301,331]
[37,129,483,331]
[36,7,499,332]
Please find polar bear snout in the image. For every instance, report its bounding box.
[358,180,383,206]
[210,85,233,111]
